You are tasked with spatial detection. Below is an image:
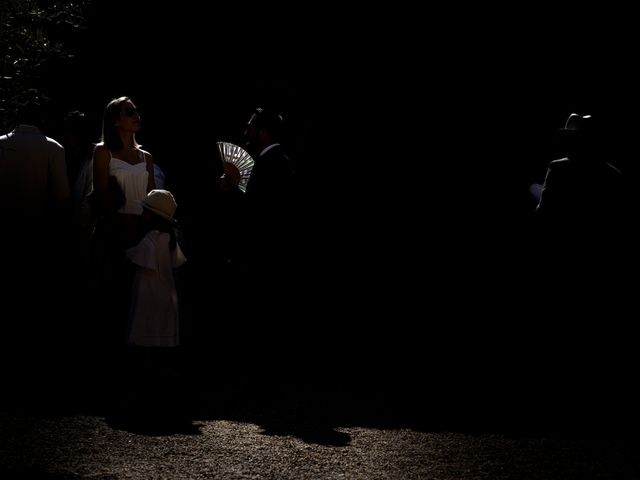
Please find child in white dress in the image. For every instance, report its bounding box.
[125,189,186,371]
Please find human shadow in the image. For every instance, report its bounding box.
[102,374,203,436]
[182,381,353,447]
[253,386,352,447]
[259,420,351,447]
[105,411,202,436]
[9,355,640,443]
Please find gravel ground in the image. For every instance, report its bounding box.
[2,378,640,480]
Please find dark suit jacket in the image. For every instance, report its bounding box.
[536,156,625,227]
[244,144,296,283]
[246,144,294,211]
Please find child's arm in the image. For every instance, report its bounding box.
[126,234,158,271]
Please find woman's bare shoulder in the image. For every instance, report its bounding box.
[93,143,111,155]
[138,148,154,164]
[93,144,110,161]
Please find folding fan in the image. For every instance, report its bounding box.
[217,141,254,192]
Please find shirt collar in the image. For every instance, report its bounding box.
[13,125,42,135]
[259,143,280,157]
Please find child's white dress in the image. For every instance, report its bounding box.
[125,230,186,347]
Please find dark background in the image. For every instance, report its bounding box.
[49,2,639,235]
[19,2,640,427]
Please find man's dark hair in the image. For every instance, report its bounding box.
[14,100,47,127]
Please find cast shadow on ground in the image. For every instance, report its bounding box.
[8,374,640,443]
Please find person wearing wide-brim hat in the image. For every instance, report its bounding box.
[560,112,593,133]
[530,113,603,202]
[555,113,599,150]
[125,189,186,379]
[533,112,625,227]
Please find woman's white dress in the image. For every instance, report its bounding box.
[109,156,149,215]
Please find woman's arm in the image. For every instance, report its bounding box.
[143,150,156,192]
[92,144,115,212]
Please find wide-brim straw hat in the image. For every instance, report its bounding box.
[559,113,593,133]
[140,189,177,221]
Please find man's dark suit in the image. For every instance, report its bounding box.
[245,143,296,288]
[536,156,625,227]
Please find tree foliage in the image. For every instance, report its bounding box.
[0,0,87,131]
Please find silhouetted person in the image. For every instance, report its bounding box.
[62,110,93,190]
[154,162,166,189]
[92,96,156,248]
[126,190,186,368]
[61,111,97,276]
[535,113,625,228]
[90,96,157,371]
[0,111,70,232]
[243,107,296,291]
[219,159,250,284]
[240,107,301,384]
[0,104,71,374]
[533,113,630,319]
